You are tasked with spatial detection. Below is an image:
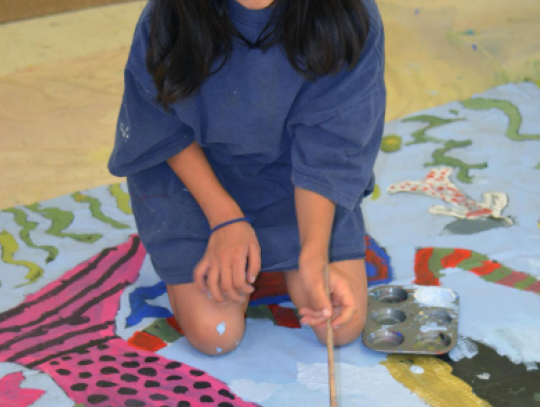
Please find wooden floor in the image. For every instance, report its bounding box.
[0,0,134,23]
[1,0,540,209]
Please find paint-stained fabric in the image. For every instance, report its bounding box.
[108,0,386,283]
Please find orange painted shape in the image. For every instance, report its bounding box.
[268,304,301,329]
[470,261,501,276]
[166,315,183,335]
[413,248,441,286]
[497,271,530,287]
[441,249,472,268]
[128,331,167,352]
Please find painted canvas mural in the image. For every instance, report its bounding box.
[1,82,539,406]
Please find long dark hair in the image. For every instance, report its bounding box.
[147,0,371,109]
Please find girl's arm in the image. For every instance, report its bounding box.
[295,186,335,315]
[167,141,260,303]
[167,141,244,229]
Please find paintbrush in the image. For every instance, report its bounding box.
[323,264,338,407]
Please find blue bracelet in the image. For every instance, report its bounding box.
[210,217,252,234]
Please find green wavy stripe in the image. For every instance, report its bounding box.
[403,115,465,145]
[462,98,540,141]
[72,192,130,229]
[426,140,488,183]
[108,184,133,215]
[26,203,102,243]
[0,230,44,287]
[3,208,58,263]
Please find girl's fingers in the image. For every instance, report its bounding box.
[219,256,245,304]
[193,258,210,293]
[232,251,255,296]
[247,243,261,284]
[207,263,226,304]
[330,286,355,329]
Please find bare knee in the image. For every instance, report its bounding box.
[180,315,245,356]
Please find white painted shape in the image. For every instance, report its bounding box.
[476,373,490,380]
[294,363,429,406]
[420,322,448,333]
[449,337,479,362]
[414,286,457,308]
[229,379,281,403]
[217,322,226,336]
[442,271,540,365]
[410,365,425,374]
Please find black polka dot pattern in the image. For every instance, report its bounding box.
[78,359,93,366]
[79,372,92,379]
[166,375,182,381]
[177,402,191,407]
[99,355,116,362]
[200,395,214,403]
[121,374,139,383]
[101,366,119,375]
[87,394,109,405]
[125,399,145,407]
[71,383,88,391]
[145,356,159,363]
[144,380,160,388]
[122,361,140,368]
[138,367,157,377]
[166,361,181,369]
[118,387,138,395]
[96,380,117,388]
[50,360,59,366]
[149,394,168,401]
[218,389,235,400]
[173,386,189,394]
[124,352,139,357]
[194,382,211,389]
[218,403,234,407]
[56,369,70,376]
[189,369,204,377]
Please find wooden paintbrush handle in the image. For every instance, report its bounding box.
[324,264,338,407]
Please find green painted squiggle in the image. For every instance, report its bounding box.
[403,115,464,145]
[3,207,58,263]
[0,230,44,287]
[72,192,129,229]
[108,184,133,215]
[26,203,102,243]
[426,140,488,183]
[462,98,540,141]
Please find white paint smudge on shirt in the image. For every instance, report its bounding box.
[476,373,490,380]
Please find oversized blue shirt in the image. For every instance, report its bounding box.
[108,0,386,284]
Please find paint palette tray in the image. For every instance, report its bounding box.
[362,285,459,355]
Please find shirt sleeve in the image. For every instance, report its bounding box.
[287,9,386,211]
[108,3,195,177]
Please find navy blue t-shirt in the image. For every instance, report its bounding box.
[108,0,386,284]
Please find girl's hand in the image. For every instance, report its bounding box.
[194,221,261,305]
[298,258,357,330]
